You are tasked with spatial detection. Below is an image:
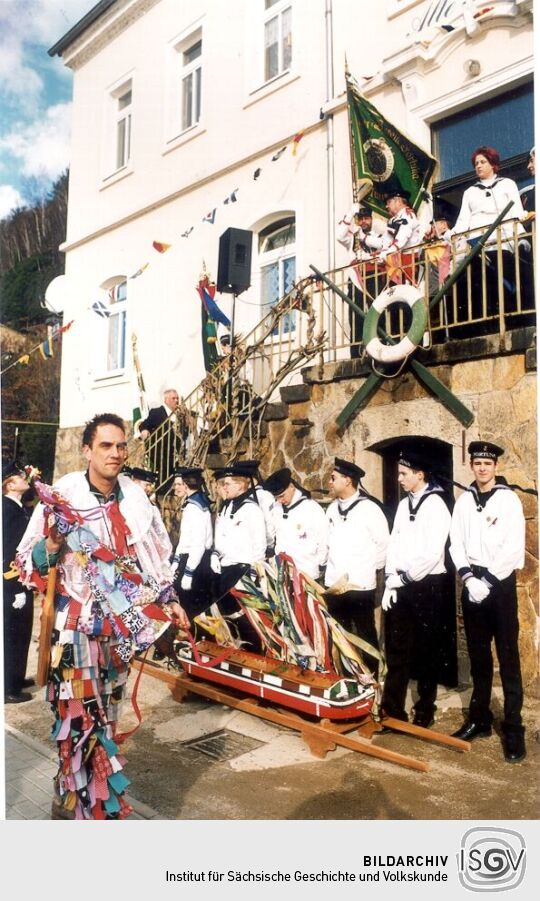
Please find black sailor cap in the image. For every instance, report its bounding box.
[333,457,365,480]
[123,465,159,483]
[468,441,504,460]
[263,467,292,496]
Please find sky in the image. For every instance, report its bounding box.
[0,0,94,219]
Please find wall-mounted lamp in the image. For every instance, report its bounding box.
[465,59,481,77]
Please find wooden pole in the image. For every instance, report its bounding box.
[36,565,56,688]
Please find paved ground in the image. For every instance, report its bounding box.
[4,724,158,820]
[3,604,539,821]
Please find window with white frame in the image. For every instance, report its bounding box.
[93,280,128,379]
[263,0,292,83]
[114,84,132,170]
[180,35,202,131]
[259,217,296,334]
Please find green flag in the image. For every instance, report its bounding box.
[346,73,437,217]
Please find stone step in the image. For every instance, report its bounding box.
[279,384,311,405]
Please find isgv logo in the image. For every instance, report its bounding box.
[458,827,526,892]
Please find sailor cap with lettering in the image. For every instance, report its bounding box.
[468,441,504,460]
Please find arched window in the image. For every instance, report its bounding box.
[259,216,296,334]
[93,277,127,379]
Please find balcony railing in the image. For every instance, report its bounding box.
[131,217,535,493]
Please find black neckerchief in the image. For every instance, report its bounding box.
[467,477,511,512]
[473,177,502,197]
[282,494,308,520]
[230,489,256,517]
[387,217,407,236]
[337,495,365,520]
[407,483,445,521]
[85,471,121,504]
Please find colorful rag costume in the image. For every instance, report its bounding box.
[16,472,175,820]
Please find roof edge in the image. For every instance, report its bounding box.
[48,0,117,57]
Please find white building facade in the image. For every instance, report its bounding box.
[50,0,534,449]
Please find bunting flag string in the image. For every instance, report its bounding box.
[124,123,311,281]
[1,320,74,375]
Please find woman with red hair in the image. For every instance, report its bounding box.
[445,146,527,330]
[450,146,525,243]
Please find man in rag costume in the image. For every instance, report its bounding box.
[16,413,188,819]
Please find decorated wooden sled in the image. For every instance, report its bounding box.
[133,556,469,771]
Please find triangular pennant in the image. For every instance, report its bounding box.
[152,241,172,253]
[271,146,287,162]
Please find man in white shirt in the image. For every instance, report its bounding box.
[337,203,386,358]
[172,466,213,619]
[211,464,267,651]
[449,441,526,763]
[263,467,328,580]
[325,457,389,675]
[233,459,276,558]
[380,446,453,728]
[364,189,424,279]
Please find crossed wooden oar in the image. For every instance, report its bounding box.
[310,201,513,430]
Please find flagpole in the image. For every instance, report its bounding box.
[344,66,359,205]
[228,292,237,422]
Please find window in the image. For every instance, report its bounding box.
[181,37,202,131]
[432,82,534,219]
[106,281,127,372]
[264,0,292,82]
[259,217,296,334]
[115,85,132,170]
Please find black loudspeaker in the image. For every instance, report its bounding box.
[217,227,253,294]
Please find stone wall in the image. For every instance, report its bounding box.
[265,349,539,684]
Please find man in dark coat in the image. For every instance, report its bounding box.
[2,461,35,703]
[138,388,183,492]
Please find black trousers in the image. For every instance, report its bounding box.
[381,574,447,721]
[3,582,34,694]
[326,589,379,676]
[462,572,523,734]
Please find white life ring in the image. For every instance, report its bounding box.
[363,284,427,364]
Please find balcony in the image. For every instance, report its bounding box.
[132,217,536,494]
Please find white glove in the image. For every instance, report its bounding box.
[210,552,222,575]
[386,573,404,591]
[351,202,360,218]
[381,588,397,612]
[12,592,27,609]
[465,576,491,604]
[180,574,193,591]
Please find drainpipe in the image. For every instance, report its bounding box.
[324,0,336,358]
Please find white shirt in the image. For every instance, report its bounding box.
[214,495,266,567]
[449,177,525,250]
[337,207,386,262]
[386,486,451,581]
[254,484,277,550]
[272,489,328,579]
[325,492,389,590]
[450,484,525,582]
[173,493,212,576]
[364,206,423,256]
